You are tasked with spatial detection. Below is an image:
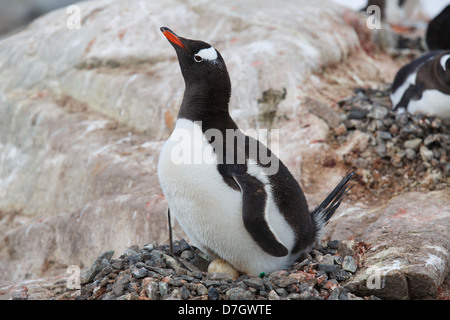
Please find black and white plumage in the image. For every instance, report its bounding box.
[426,5,450,51]
[390,50,450,118]
[157,27,354,276]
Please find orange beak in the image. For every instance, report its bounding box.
[160,27,186,49]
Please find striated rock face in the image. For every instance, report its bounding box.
[0,0,362,285]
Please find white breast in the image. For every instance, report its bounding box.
[407,89,450,117]
[157,119,299,275]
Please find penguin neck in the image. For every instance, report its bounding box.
[178,81,232,123]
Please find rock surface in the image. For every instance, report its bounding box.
[341,191,449,299]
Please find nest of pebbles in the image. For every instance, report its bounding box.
[76,239,376,300]
[329,84,450,200]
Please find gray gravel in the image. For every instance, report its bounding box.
[76,239,377,300]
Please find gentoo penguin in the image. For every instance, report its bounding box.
[390,50,450,118]
[157,27,354,276]
[426,5,450,51]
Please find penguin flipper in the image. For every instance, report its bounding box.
[232,173,289,257]
[395,83,423,111]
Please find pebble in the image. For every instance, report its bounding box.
[243,278,265,291]
[142,242,156,251]
[404,138,422,151]
[327,240,340,249]
[321,254,335,266]
[367,106,389,120]
[275,287,288,297]
[149,267,174,277]
[331,270,351,281]
[341,256,358,273]
[395,112,409,127]
[377,131,392,140]
[131,267,147,279]
[268,290,281,300]
[180,250,194,260]
[158,281,169,298]
[111,274,130,296]
[327,287,342,300]
[333,255,343,265]
[419,146,434,162]
[376,140,386,157]
[334,123,347,136]
[169,278,185,287]
[226,287,253,300]
[111,259,125,270]
[405,148,416,160]
[207,287,220,300]
[286,293,302,300]
[196,284,208,296]
[269,270,295,288]
[348,106,368,120]
[318,264,339,274]
[143,278,159,300]
[179,286,190,300]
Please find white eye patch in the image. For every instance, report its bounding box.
[194,47,218,62]
[440,54,450,71]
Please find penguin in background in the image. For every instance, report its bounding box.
[390,50,450,117]
[157,27,354,277]
[426,4,450,51]
[364,0,421,25]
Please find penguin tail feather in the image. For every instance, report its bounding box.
[310,171,355,242]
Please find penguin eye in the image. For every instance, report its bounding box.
[194,55,203,62]
[440,54,450,71]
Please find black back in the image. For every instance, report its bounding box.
[426,5,450,51]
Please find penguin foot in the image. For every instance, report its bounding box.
[207,259,240,280]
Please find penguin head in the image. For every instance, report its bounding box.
[160,27,230,91]
[437,52,450,85]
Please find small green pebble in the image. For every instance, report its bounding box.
[259,272,265,278]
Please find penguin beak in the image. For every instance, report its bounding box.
[160,27,186,49]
